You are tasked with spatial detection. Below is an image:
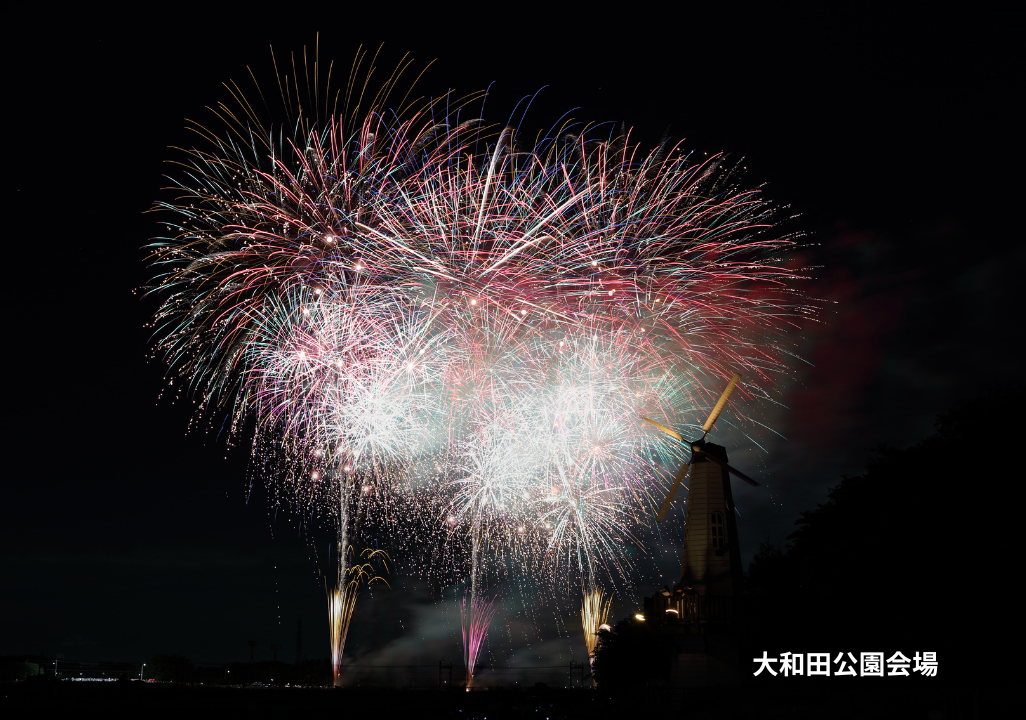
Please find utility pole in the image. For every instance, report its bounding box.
[248,640,257,662]
[295,617,302,665]
[569,661,585,687]
[438,659,452,690]
[270,644,281,662]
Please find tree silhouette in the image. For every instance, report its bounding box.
[746,386,1021,677]
[591,617,671,688]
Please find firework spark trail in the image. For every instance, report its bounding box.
[461,585,498,688]
[327,547,390,685]
[581,585,612,661]
[327,476,354,685]
[327,577,356,684]
[147,46,815,665]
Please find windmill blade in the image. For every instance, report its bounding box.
[655,462,690,522]
[699,452,760,487]
[640,416,684,442]
[701,373,741,434]
[725,464,759,486]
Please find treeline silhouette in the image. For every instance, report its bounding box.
[594,387,1021,688]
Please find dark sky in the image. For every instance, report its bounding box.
[5,7,1018,674]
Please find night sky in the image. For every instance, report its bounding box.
[5,7,1018,677]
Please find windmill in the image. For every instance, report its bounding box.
[641,373,758,595]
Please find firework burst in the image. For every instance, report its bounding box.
[147,41,814,674]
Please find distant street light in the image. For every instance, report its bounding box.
[140,663,146,681]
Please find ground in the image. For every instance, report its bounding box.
[2,680,991,718]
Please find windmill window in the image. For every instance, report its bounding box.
[711,512,725,548]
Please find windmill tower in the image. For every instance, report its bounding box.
[643,374,758,595]
[640,374,758,685]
